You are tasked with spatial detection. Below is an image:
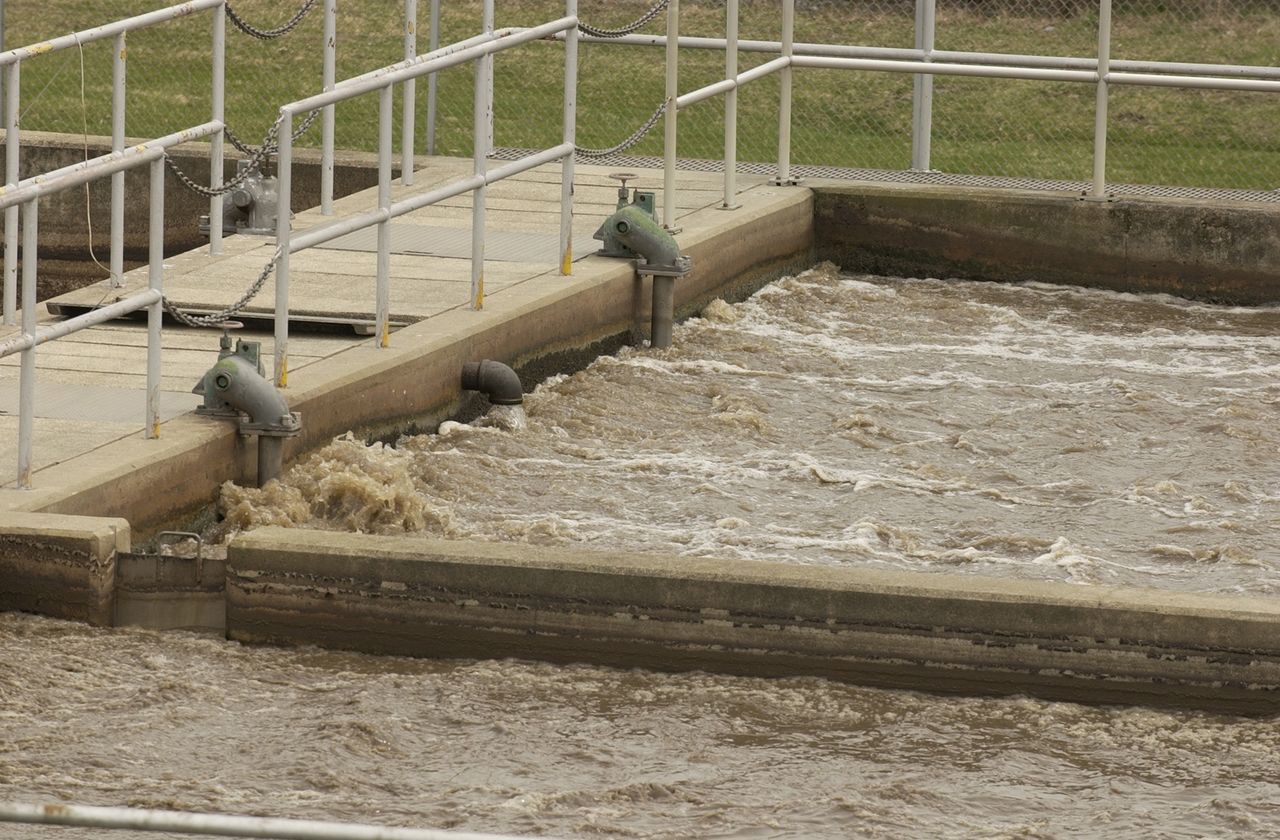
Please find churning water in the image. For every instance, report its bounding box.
[221,263,1280,594]
[4,266,1280,839]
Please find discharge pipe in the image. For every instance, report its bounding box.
[461,359,523,405]
[597,205,692,349]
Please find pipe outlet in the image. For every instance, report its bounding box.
[461,360,523,405]
[600,205,688,272]
[198,353,299,432]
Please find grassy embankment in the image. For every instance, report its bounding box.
[8,0,1279,189]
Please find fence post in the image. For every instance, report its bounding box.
[663,0,679,230]
[1089,0,1113,198]
[560,0,577,276]
[275,111,292,387]
[18,197,36,488]
[426,0,439,155]
[377,84,392,345]
[209,2,225,255]
[321,0,337,215]
[722,0,739,209]
[471,23,488,310]
[110,33,126,288]
[483,0,494,152]
[910,0,935,170]
[4,62,18,326]
[402,0,417,186]
[146,157,163,439]
[772,0,796,185]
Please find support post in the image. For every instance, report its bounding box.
[910,0,935,171]
[320,0,337,215]
[663,0,679,230]
[483,0,494,153]
[773,0,796,185]
[109,33,126,288]
[377,84,392,346]
[4,62,18,326]
[146,158,163,439]
[1089,0,1113,199]
[426,0,440,155]
[209,2,225,255]
[651,275,674,349]
[17,198,35,488]
[559,0,577,275]
[274,113,292,387]
[722,0,739,209]
[470,34,487,310]
[402,0,417,186]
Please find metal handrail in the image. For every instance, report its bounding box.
[268,6,580,387]
[0,801,552,840]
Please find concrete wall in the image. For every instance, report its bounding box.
[228,527,1280,714]
[0,513,130,625]
[0,130,384,298]
[813,184,1280,305]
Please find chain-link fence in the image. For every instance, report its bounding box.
[5,0,1279,191]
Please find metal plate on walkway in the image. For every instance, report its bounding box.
[316,224,599,263]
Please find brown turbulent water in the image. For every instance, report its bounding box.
[4,266,1280,838]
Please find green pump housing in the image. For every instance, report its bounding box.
[594,173,660,259]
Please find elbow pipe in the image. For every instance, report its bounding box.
[603,205,684,269]
[462,360,523,405]
[201,354,296,430]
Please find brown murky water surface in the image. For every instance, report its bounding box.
[4,268,1280,839]
[222,264,1280,594]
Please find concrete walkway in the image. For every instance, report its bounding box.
[0,158,811,531]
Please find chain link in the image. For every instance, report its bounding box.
[164,253,279,327]
[165,110,319,198]
[225,0,318,41]
[575,102,666,158]
[578,0,669,39]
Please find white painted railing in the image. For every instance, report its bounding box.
[270,3,579,387]
[0,801,551,840]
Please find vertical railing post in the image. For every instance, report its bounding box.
[1090,0,1113,199]
[109,33,126,288]
[17,197,36,489]
[910,0,936,171]
[4,61,19,326]
[560,0,577,276]
[146,157,163,439]
[377,84,392,346]
[402,0,417,186]
[483,0,494,153]
[773,0,796,185]
[274,111,292,387]
[722,0,739,209]
[209,1,226,255]
[662,0,679,230]
[470,34,487,310]
[320,0,337,215]
[426,0,440,155]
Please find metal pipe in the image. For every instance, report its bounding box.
[320,0,337,215]
[776,0,794,184]
[722,0,738,209]
[559,0,577,276]
[426,0,439,155]
[0,0,223,65]
[1091,0,1112,198]
[288,144,572,253]
[209,0,225,256]
[402,0,417,186]
[662,0,678,230]
[146,157,163,439]
[2,123,220,211]
[17,197,35,488]
[274,113,292,387]
[258,436,284,487]
[377,84,392,346]
[791,55,1095,83]
[0,801,541,840]
[288,20,574,113]
[461,359,522,405]
[470,33,487,310]
[482,0,494,153]
[0,289,161,358]
[911,0,935,170]
[110,32,126,288]
[675,57,788,110]
[4,61,17,325]
[651,275,674,349]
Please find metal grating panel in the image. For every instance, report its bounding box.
[316,224,600,262]
[494,148,1280,204]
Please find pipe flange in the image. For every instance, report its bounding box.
[239,411,303,437]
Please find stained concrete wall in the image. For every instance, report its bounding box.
[228,527,1280,714]
[0,513,130,625]
[0,130,384,298]
[813,184,1280,305]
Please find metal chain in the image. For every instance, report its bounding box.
[164,253,278,327]
[165,110,319,198]
[575,102,666,158]
[225,0,318,41]
[578,0,669,38]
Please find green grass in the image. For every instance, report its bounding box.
[8,0,1280,189]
